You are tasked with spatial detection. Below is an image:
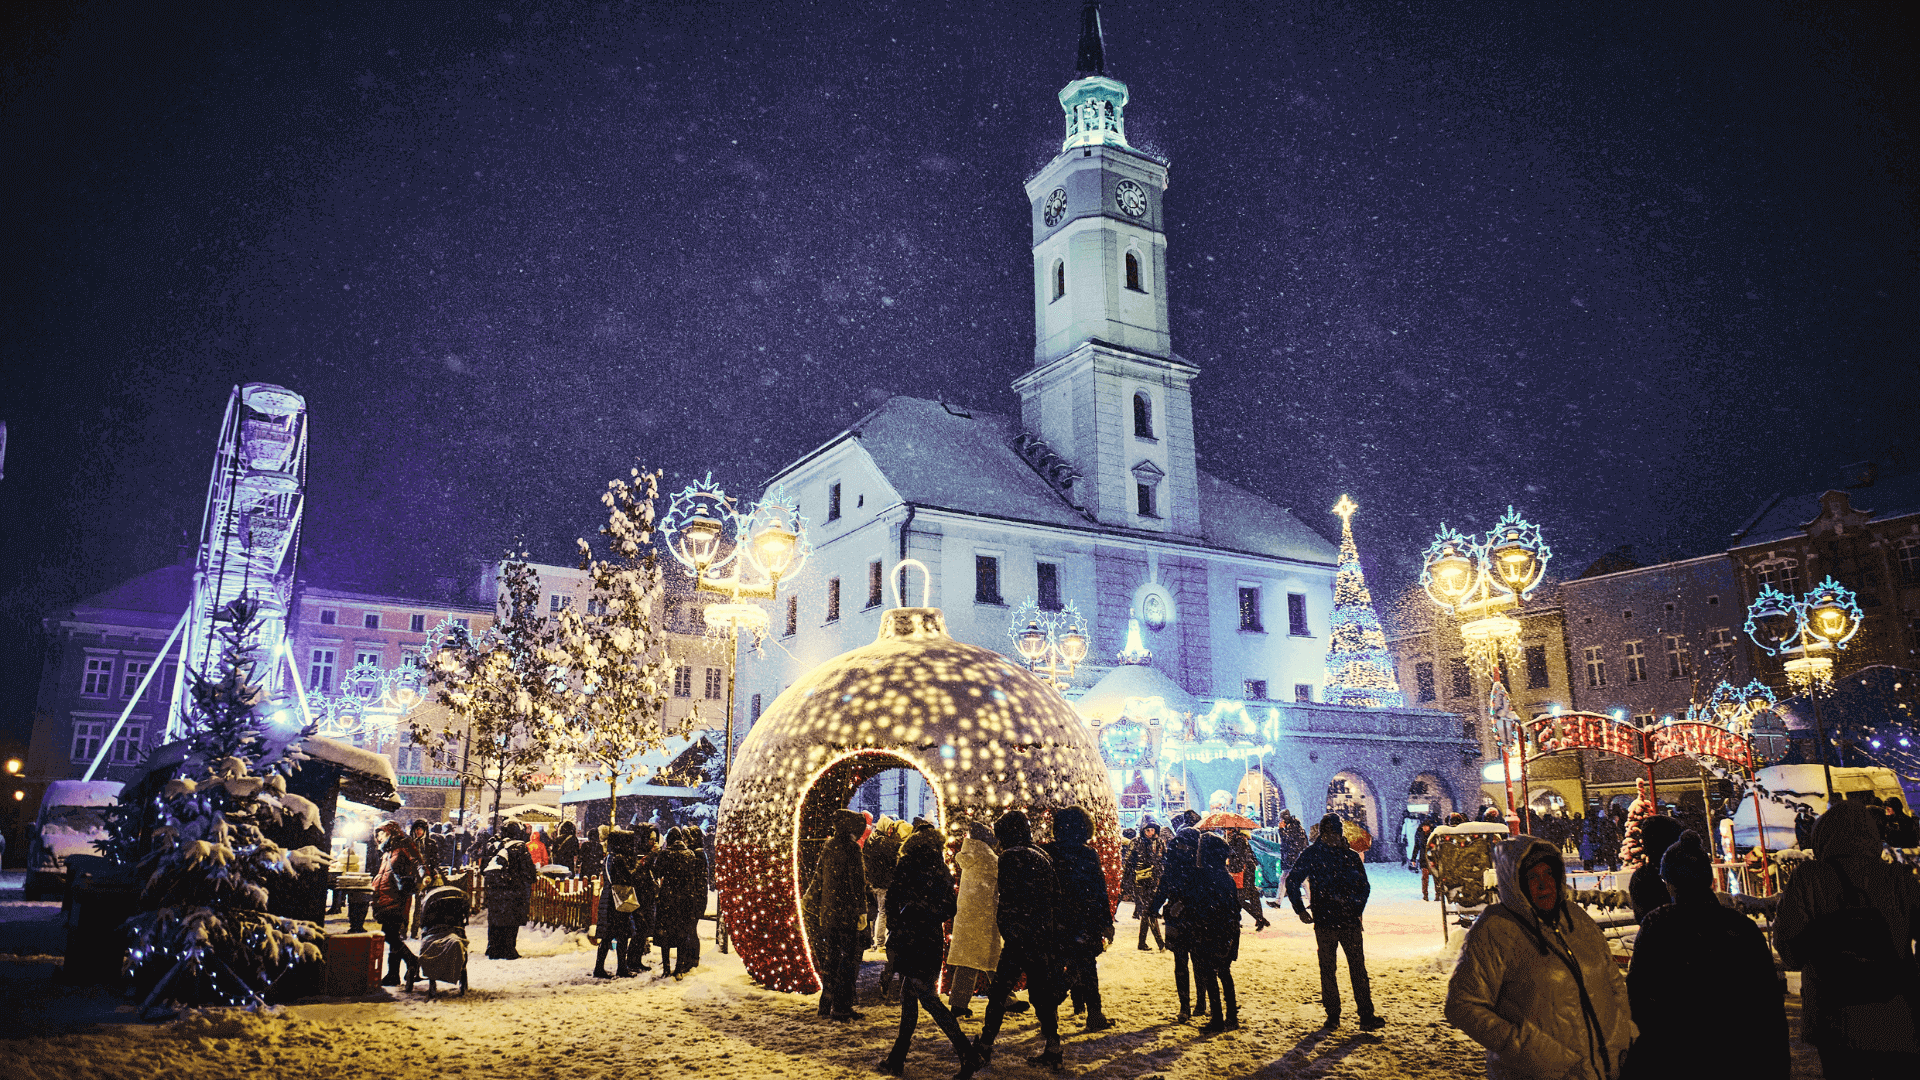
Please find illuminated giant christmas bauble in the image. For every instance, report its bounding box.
[716,606,1121,993]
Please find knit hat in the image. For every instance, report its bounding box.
[1658,830,1712,893]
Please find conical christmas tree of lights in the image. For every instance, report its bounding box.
[1323,495,1405,708]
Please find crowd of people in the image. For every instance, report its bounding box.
[350,792,1920,1080]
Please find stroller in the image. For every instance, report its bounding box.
[416,885,470,997]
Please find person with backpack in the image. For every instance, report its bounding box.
[1774,801,1920,1079]
[975,809,1067,1072]
[482,820,538,959]
[371,821,424,987]
[1447,835,1634,1079]
[1624,830,1787,1079]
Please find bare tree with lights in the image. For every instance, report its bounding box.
[412,554,566,830]
[553,467,694,814]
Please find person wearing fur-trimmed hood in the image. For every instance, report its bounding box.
[1446,835,1634,1079]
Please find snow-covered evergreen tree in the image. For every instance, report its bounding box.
[123,597,328,1011]
[1322,495,1405,708]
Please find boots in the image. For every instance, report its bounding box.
[503,926,521,960]
[592,940,615,978]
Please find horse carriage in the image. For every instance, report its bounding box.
[1424,821,1509,940]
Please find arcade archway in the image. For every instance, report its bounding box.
[1236,767,1286,826]
[1326,769,1380,839]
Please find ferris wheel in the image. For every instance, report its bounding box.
[170,383,309,738]
[85,383,310,777]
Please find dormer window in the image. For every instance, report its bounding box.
[1133,392,1153,438]
[1052,260,1066,301]
[1124,251,1143,292]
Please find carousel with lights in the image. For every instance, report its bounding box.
[714,561,1121,994]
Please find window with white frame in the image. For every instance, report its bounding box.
[121,660,152,698]
[1287,592,1310,636]
[71,720,106,762]
[1665,635,1691,679]
[1036,562,1062,612]
[1238,586,1263,632]
[1710,627,1736,654]
[1633,713,1656,729]
[1243,679,1267,700]
[355,649,381,669]
[1294,683,1313,704]
[867,560,884,608]
[320,609,337,625]
[704,667,723,700]
[826,577,841,622]
[396,738,425,773]
[410,613,426,633]
[975,555,1003,605]
[549,593,572,612]
[1753,558,1801,596]
[111,723,145,764]
[310,649,336,694]
[1584,646,1606,689]
[82,657,113,696]
[1899,539,1920,586]
[828,482,842,522]
[364,612,380,630]
[1624,641,1647,683]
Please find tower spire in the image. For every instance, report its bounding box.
[1075,1,1106,76]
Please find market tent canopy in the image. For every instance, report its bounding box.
[501,804,563,823]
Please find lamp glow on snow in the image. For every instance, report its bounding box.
[716,560,1121,993]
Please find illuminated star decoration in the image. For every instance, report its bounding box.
[1322,495,1404,708]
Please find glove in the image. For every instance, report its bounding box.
[1295,908,1314,925]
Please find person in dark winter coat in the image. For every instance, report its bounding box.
[410,820,440,877]
[806,808,870,1020]
[1774,801,1920,1080]
[653,827,705,979]
[577,827,605,886]
[624,823,659,973]
[681,825,710,971]
[864,815,903,956]
[552,820,580,877]
[1152,826,1209,1022]
[482,820,538,959]
[878,827,979,1077]
[1275,811,1309,877]
[594,828,642,978]
[1127,823,1167,950]
[1627,815,1684,921]
[372,822,424,987]
[977,809,1067,1072]
[1043,806,1115,1033]
[1285,814,1382,1030]
[1625,831,1787,1080]
[1190,831,1243,1031]
[1882,797,1919,849]
[1226,829,1270,930]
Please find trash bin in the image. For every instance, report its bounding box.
[59,856,138,986]
[324,932,385,996]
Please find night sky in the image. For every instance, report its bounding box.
[2,1,1913,742]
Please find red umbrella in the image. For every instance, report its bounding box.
[1197,810,1261,831]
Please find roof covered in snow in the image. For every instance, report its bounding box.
[806,396,1335,565]
[1074,661,1198,724]
[54,563,193,630]
[1728,470,1920,549]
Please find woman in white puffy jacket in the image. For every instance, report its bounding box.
[1446,836,1635,1079]
[945,821,1002,1016]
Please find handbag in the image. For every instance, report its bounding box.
[613,883,640,913]
[1133,868,1155,885]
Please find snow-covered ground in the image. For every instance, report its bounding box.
[0,865,1821,1079]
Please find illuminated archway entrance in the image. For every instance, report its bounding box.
[1236,767,1286,826]
[797,751,940,973]
[1326,769,1380,838]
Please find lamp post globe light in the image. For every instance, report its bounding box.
[1744,576,1864,801]
[1007,599,1091,690]
[1418,507,1551,831]
[661,475,812,786]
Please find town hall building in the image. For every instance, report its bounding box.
[736,6,1477,853]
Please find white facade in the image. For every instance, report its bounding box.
[731,57,1342,755]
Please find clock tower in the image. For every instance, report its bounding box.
[1015,1,1199,535]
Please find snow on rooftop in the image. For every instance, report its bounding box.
[302,736,397,787]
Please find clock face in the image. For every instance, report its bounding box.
[1043,188,1068,228]
[1114,179,1148,218]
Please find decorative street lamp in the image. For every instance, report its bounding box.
[661,475,812,789]
[1744,576,1863,801]
[1419,507,1552,831]
[1703,678,1782,889]
[1007,599,1090,690]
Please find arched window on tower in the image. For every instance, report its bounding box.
[1133,392,1153,438]
[1053,260,1066,301]
[1125,251,1143,292]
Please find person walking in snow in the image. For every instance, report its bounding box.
[806,808,870,1020]
[1285,814,1383,1030]
[1192,831,1243,1031]
[1044,806,1115,1033]
[946,821,1002,1017]
[975,809,1067,1072]
[1446,834,1634,1079]
[1625,830,1787,1080]
[1151,824,1209,1022]
[864,814,902,956]
[593,827,641,978]
[1226,828,1271,930]
[1126,821,1167,950]
[482,820,537,959]
[372,821,424,987]
[653,826,705,979]
[878,825,980,1077]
